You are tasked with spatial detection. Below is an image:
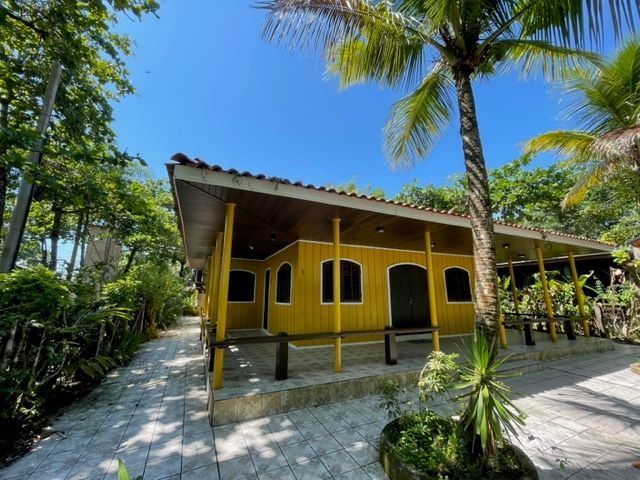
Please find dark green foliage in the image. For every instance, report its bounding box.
[379,335,527,476]
[0,267,150,459]
[386,412,524,479]
[396,156,640,244]
[103,262,190,332]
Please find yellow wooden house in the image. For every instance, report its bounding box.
[167,154,613,389]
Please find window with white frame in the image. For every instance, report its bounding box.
[228,270,255,302]
[322,260,362,303]
[444,267,472,302]
[276,263,292,304]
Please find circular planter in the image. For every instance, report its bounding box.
[379,417,539,480]
[631,363,640,375]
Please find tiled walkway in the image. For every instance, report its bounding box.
[1,317,639,480]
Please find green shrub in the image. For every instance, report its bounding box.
[386,412,523,479]
[103,262,188,332]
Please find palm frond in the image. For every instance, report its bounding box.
[518,0,640,49]
[258,0,424,55]
[496,38,601,80]
[591,125,640,165]
[326,28,425,89]
[523,130,596,158]
[384,62,454,168]
[562,155,621,207]
[561,67,630,133]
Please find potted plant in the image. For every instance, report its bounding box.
[379,332,538,479]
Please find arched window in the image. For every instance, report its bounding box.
[276,263,292,304]
[228,270,255,302]
[322,260,362,303]
[444,267,472,303]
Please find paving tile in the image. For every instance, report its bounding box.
[181,446,217,473]
[346,441,379,466]
[332,428,366,448]
[4,319,640,480]
[256,464,296,480]
[362,461,388,480]
[280,440,317,465]
[215,438,249,462]
[318,449,360,476]
[289,457,332,480]
[306,432,343,456]
[218,454,258,479]
[250,447,288,474]
[334,467,373,479]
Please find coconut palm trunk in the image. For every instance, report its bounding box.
[455,71,499,337]
[258,0,638,351]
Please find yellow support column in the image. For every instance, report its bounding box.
[213,203,236,389]
[204,252,215,317]
[208,232,223,323]
[497,300,508,349]
[201,251,215,340]
[568,251,589,337]
[424,230,440,351]
[332,218,342,373]
[535,245,557,342]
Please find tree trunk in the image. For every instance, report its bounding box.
[0,323,18,371]
[40,237,48,266]
[122,246,137,275]
[79,214,89,268]
[0,83,13,238]
[454,71,499,345]
[66,211,84,280]
[49,204,63,271]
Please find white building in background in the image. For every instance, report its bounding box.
[84,226,121,281]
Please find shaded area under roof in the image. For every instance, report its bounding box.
[167,154,614,270]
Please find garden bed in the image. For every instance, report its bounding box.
[380,413,538,480]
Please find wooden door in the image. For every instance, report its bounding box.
[389,264,430,328]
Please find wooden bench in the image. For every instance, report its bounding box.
[502,313,583,345]
[208,326,439,380]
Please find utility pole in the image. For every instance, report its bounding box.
[0,63,62,273]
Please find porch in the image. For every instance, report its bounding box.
[208,328,614,425]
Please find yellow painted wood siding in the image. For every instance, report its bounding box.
[295,242,475,343]
[264,244,299,335]
[227,259,263,330]
[224,241,476,341]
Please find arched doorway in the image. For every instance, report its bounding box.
[388,264,430,328]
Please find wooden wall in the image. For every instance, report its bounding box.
[224,240,476,341]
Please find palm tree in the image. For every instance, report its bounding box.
[525,36,640,207]
[257,0,638,347]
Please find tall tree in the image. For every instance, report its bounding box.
[259,0,638,344]
[0,0,158,241]
[524,36,640,207]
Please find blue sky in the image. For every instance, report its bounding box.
[113,0,586,197]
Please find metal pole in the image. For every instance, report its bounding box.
[0,63,62,272]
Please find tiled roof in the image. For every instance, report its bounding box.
[169,152,615,247]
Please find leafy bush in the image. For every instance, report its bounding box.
[386,412,523,479]
[103,262,188,332]
[0,268,147,459]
